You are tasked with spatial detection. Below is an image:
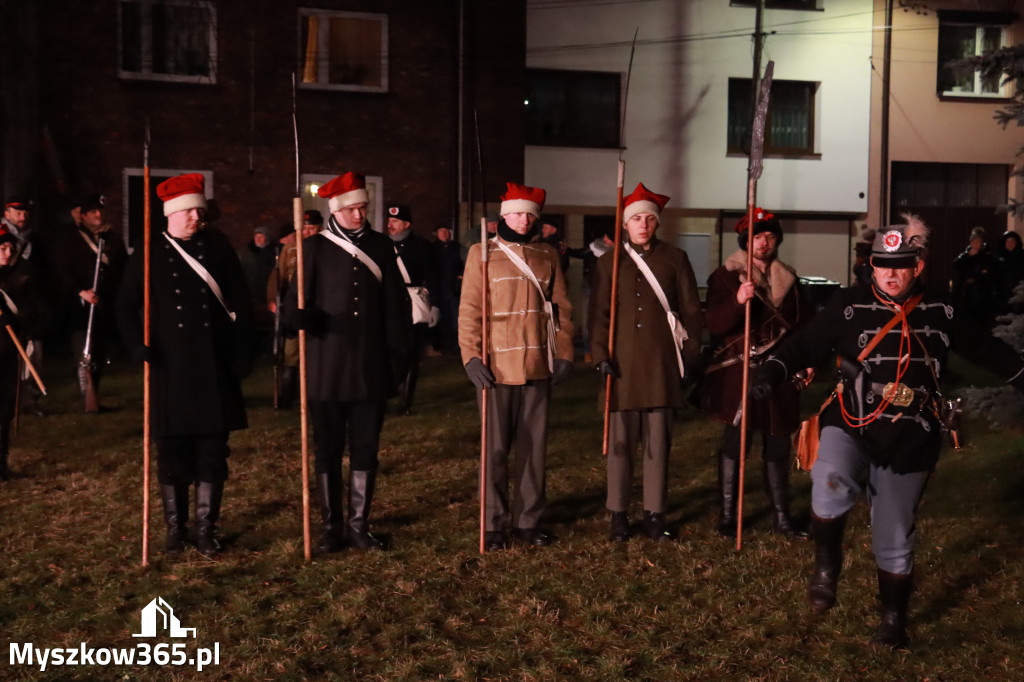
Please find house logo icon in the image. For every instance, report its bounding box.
[132,597,197,638]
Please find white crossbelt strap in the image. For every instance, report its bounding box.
[162,233,236,322]
[0,288,18,316]
[624,243,687,379]
[78,230,109,265]
[493,238,556,373]
[320,230,383,282]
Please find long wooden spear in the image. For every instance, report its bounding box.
[602,28,639,456]
[473,109,489,554]
[142,120,152,567]
[736,60,774,551]
[293,73,312,562]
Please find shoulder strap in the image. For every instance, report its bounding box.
[320,230,383,282]
[162,233,236,322]
[393,246,412,285]
[624,243,687,378]
[78,230,109,265]
[492,238,556,373]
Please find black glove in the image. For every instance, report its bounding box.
[464,357,495,390]
[749,358,788,401]
[595,359,619,379]
[290,308,311,332]
[551,358,573,387]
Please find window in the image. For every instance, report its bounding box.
[937,13,1011,98]
[526,69,621,149]
[731,0,820,10]
[727,79,818,155]
[299,9,388,92]
[119,0,216,83]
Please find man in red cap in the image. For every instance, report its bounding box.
[284,172,412,553]
[693,209,810,539]
[117,172,255,558]
[590,183,702,542]
[458,181,574,550]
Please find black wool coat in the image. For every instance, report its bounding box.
[283,228,412,402]
[0,260,40,422]
[117,229,254,438]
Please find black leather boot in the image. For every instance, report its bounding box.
[643,510,672,542]
[278,367,297,409]
[0,424,10,481]
[195,481,224,557]
[764,461,808,539]
[808,513,847,612]
[316,472,345,553]
[870,570,912,649]
[160,484,189,554]
[609,511,630,543]
[347,469,384,550]
[716,453,739,537]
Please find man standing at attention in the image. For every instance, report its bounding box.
[285,172,412,553]
[458,182,574,550]
[590,183,702,542]
[694,209,809,539]
[117,173,254,557]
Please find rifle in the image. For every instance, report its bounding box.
[78,235,105,413]
[736,60,774,551]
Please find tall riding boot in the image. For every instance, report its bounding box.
[316,472,345,553]
[764,460,809,539]
[347,469,384,550]
[870,570,913,649]
[0,424,10,481]
[278,367,297,409]
[808,513,847,612]
[195,481,224,557]
[716,453,739,537]
[160,484,189,554]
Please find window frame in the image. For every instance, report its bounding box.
[726,78,820,157]
[297,8,389,93]
[936,16,1012,99]
[117,0,218,84]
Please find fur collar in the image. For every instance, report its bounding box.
[723,248,797,308]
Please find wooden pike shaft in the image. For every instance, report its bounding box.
[602,160,626,456]
[736,185,757,551]
[479,217,489,554]
[295,197,312,563]
[0,321,45,395]
[142,149,151,567]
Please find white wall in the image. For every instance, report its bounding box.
[526,0,874,214]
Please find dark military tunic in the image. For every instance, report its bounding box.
[117,228,254,438]
[771,284,952,474]
[284,228,412,401]
[0,259,39,422]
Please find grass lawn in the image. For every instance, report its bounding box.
[1,351,1022,680]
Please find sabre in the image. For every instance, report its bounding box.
[737,60,774,551]
[602,28,639,456]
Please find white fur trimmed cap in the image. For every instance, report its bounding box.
[499,182,546,217]
[318,172,369,212]
[622,182,670,223]
[157,173,207,217]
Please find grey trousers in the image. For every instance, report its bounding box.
[478,381,549,532]
[606,408,672,514]
[811,426,930,575]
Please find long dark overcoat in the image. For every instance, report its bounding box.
[0,259,39,422]
[117,228,254,438]
[284,228,412,402]
[589,238,703,411]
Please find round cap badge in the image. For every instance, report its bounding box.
[882,230,902,252]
